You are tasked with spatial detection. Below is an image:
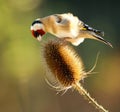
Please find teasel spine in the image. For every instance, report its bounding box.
[43,39,108,112]
[73,83,108,112]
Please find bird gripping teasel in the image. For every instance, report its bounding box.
[31,13,112,47]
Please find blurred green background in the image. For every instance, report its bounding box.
[0,0,120,112]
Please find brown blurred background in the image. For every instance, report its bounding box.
[0,0,120,112]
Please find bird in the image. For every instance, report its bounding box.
[30,13,112,47]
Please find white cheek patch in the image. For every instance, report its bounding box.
[35,18,40,21]
[37,35,42,41]
[30,23,43,31]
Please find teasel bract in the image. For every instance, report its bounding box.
[43,39,108,112]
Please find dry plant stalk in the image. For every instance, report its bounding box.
[43,39,108,112]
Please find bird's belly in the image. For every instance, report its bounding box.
[53,30,78,39]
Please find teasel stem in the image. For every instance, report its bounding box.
[73,82,108,112]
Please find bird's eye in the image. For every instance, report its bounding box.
[54,15,62,23]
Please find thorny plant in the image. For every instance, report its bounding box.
[42,39,109,112]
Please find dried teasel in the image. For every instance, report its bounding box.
[43,39,108,112]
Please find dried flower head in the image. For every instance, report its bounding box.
[44,40,85,88]
[43,39,108,112]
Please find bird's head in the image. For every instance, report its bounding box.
[30,19,46,41]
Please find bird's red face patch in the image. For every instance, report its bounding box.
[31,29,46,38]
[31,20,46,41]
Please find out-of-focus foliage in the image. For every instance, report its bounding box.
[0,0,120,112]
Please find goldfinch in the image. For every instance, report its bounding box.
[30,13,112,47]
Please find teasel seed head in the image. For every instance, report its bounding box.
[43,39,108,112]
[43,39,86,88]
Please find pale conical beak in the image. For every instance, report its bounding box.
[82,24,113,48]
